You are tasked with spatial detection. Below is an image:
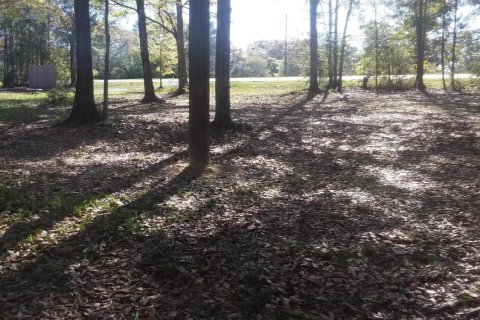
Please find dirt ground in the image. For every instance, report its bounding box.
[1,89,480,319]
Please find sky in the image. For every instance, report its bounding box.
[120,0,480,50]
[121,0,363,48]
[230,0,310,49]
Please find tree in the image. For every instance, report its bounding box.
[0,2,51,87]
[440,0,448,90]
[450,0,459,90]
[213,0,232,128]
[66,0,101,124]
[151,0,188,93]
[103,0,111,119]
[174,1,188,93]
[110,0,162,102]
[189,0,210,171]
[337,0,355,92]
[415,0,427,90]
[136,0,162,103]
[309,0,320,95]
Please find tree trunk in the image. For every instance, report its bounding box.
[69,33,77,87]
[67,0,100,124]
[327,0,334,88]
[213,0,232,128]
[3,24,15,88]
[332,0,339,88]
[176,1,188,93]
[441,0,447,91]
[2,32,6,86]
[189,0,210,171]
[338,0,353,93]
[415,0,426,90]
[103,0,110,119]
[136,0,161,103]
[374,4,379,93]
[159,58,163,88]
[451,0,458,90]
[309,0,319,95]
[284,14,288,76]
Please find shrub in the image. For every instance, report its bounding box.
[47,88,69,104]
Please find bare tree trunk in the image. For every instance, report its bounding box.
[332,0,339,88]
[69,33,77,87]
[213,0,232,128]
[189,0,210,171]
[284,14,288,76]
[67,0,100,124]
[415,0,426,91]
[2,32,6,86]
[441,0,447,91]
[374,3,379,93]
[451,0,458,90]
[338,0,353,93]
[309,0,319,95]
[136,0,161,103]
[327,0,334,88]
[103,0,110,119]
[176,1,188,93]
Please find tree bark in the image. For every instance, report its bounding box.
[189,0,210,171]
[415,0,426,90]
[176,1,188,93]
[451,0,458,90]
[338,0,353,93]
[309,0,319,95]
[103,0,110,119]
[213,0,232,128]
[374,3,379,93]
[69,32,77,87]
[136,0,161,103]
[332,0,339,88]
[441,0,447,91]
[327,0,334,88]
[66,0,100,124]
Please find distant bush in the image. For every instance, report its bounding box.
[47,88,69,104]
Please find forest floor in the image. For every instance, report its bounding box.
[1,88,480,319]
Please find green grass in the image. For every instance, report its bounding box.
[229,80,308,95]
[93,81,176,97]
[2,78,477,125]
[0,92,69,124]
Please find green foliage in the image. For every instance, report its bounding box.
[47,88,69,104]
[359,20,415,78]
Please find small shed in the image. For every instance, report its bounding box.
[29,65,56,89]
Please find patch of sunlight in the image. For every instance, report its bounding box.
[63,151,157,166]
[356,135,403,161]
[273,125,290,133]
[243,155,293,178]
[2,191,138,267]
[260,186,284,200]
[362,166,435,192]
[341,188,378,206]
[211,142,244,155]
[258,131,273,140]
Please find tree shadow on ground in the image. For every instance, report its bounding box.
[0,149,187,255]
[1,89,480,319]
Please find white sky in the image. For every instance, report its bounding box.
[119,1,480,50]
[230,0,309,49]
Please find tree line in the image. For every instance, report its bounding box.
[0,0,479,171]
[1,0,479,90]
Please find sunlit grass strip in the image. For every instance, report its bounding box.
[9,193,125,250]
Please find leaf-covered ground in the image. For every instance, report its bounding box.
[1,89,480,319]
